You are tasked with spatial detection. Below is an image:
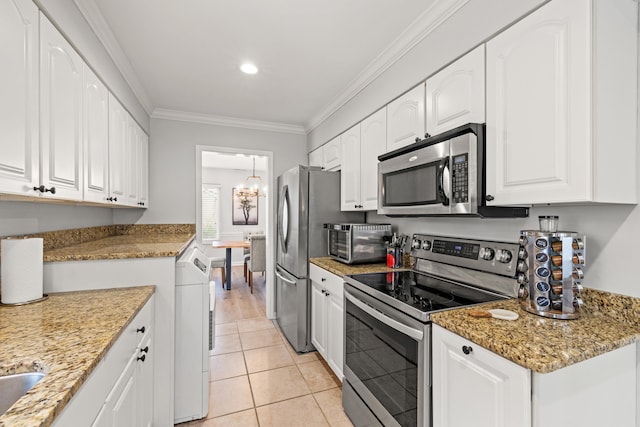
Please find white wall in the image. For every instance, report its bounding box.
[0,201,113,237]
[114,118,307,226]
[308,0,640,299]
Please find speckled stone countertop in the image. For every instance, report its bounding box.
[0,286,154,427]
[310,257,407,276]
[431,298,640,374]
[1,224,196,262]
[43,233,195,262]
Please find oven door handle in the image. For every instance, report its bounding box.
[345,291,424,341]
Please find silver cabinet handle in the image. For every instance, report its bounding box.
[345,291,423,341]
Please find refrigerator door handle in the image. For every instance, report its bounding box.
[275,267,297,285]
[278,185,290,254]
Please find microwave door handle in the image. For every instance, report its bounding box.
[345,291,424,341]
[437,156,450,206]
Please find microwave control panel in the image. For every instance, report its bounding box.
[451,153,468,203]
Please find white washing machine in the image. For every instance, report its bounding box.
[175,244,213,423]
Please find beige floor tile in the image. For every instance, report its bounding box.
[314,388,354,427]
[239,329,284,350]
[236,317,275,333]
[211,334,242,355]
[256,395,329,427]
[298,360,341,392]
[249,365,311,406]
[283,338,321,364]
[243,344,295,373]
[210,352,247,381]
[197,409,259,427]
[208,376,254,418]
[215,322,238,336]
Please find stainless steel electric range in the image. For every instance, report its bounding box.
[342,234,523,427]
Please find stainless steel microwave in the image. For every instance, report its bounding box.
[377,123,528,218]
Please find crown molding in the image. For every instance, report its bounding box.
[74,0,154,114]
[152,109,307,135]
[306,0,470,133]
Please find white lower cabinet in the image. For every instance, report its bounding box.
[433,324,531,427]
[433,324,637,427]
[52,295,155,427]
[309,264,344,380]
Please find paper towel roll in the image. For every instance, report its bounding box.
[1,238,44,304]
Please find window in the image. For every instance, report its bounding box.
[202,184,221,242]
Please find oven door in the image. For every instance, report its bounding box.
[343,285,430,427]
[328,228,351,263]
[378,140,451,216]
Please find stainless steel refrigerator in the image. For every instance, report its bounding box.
[275,165,363,352]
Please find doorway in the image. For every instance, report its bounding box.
[195,145,275,319]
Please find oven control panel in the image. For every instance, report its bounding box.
[410,234,520,277]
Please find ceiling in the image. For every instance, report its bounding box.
[76,0,440,132]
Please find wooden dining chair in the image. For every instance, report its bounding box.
[246,235,266,293]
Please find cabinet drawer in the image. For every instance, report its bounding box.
[309,264,343,298]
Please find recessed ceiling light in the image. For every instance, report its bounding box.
[240,63,258,75]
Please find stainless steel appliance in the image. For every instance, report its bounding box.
[276,165,363,353]
[326,223,392,264]
[518,230,586,319]
[377,123,528,218]
[343,234,522,427]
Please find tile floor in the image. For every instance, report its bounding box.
[177,267,354,427]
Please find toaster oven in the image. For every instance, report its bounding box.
[325,223,392,264]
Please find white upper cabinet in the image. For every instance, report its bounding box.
[40,13,84,201]
[125,117,140,206]
[109,94,128,205]
[83,65,110,204]
[426,45,485,136]
[0,0,39,196]
[323,136,342,171]
[486,0,637,205]
[360,108,387,210]
[386,83,425,152]
[340,124,361,211]
[308,147,323,168]
[137,132,149,208]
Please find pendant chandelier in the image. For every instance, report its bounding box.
[237,156,266,197]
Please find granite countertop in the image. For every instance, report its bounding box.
[431,298,640,374]
[43,233,195,262]
[0,286,155,427]
[310,257,405,276]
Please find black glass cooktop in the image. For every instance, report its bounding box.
[348,271,505,314]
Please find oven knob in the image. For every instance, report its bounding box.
[411,239,422,250]
[479,247,495,261]
[421,240,431,251]
[496,249,513,264]
[518,247,528,260]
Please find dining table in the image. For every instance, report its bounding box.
[211,240,251,290]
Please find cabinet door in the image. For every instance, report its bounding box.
[137,131,149,208]
[387,84,425,152]
[486,0,590,205]
[107,355,138,427]
[108,94,127,204]
[0,0,39,196]
[125,117,140,206]
[323,136,342,171]
[340,124,361,211]
[326,291,344,381]
[310,280,327,358]
[90,405,108,427]
[83,65,109,203]
[309,147,323,168]
[40,13,84,201]
[136,334,153,427]
[360,108,386,210]
[426,45,485,135]
[432,325,531,427]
